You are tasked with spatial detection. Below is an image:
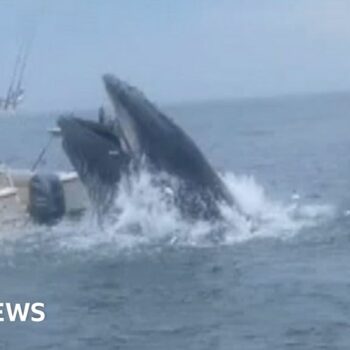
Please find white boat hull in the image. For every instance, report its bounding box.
[0,167,89,228]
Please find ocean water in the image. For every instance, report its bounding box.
[0,93,350,349]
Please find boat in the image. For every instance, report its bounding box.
[0,25,89,228]
[0,127,89,227]
[0,163,88,227]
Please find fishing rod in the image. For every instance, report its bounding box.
[2,3,41,111]
[3,43,24,109]
[14,44,30,99]
[13,18,39,106]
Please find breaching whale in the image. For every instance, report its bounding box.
[58,116,130,210]
[58,74,234,220]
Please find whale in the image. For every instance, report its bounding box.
[58,74,235,220]
[57,116,130,211]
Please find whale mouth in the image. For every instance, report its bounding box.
[57,116,130,188]
[58,74,235,221]
[103,74,146,103]
[102,74,142,158]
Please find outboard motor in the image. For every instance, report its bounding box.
[28,174,65,225]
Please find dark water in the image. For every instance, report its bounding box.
[0,93,350,349]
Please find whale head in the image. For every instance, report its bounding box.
[58,116,130,207]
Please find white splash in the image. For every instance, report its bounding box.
[220,173,334,244]
[44,170,335,253]
[0,169,334,255]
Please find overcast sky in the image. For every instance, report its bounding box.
[1,0,350,112]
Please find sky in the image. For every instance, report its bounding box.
[1,0,350,112]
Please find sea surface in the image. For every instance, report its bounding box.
[0,93,350,349]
